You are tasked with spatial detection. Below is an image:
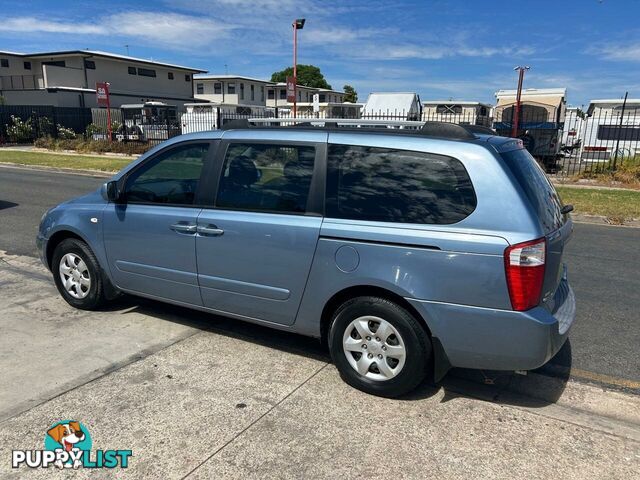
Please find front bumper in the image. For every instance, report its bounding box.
[36,232,49,270]
[407,277,576,372]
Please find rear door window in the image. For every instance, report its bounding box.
[326,144,476,224]
[215,143,316,214]
[501,148,565,233]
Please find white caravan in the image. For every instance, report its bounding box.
[580,99,640,162]
[422,101,492,127]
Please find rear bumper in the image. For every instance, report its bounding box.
[407,277,576,372]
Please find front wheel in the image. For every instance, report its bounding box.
[52,238,107,310]
[329,296,431,397]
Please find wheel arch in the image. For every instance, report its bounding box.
[45,229,88,270]
[319,285,453,382]
[320,285,432,347]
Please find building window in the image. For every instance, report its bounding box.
[319,94,326,102]
[436,104,462,114]
[84,59,96,70]
[23,61,31,70]
[43,60,65,67]
[240,83,244,100]
[128,66,137,75]
[214,83,222,94]
[185,74,190,82]
[196,83,204,95]
[261,87,265,101]
[279,89,286,100]
[250,84,255,101]
[137,68,156,77]
[228,82,236,94]
[298,90,301,101]
[1,59,8,68]
[168,72,174,80]
[267,89,275,100]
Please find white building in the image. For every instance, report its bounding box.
[193,75,269,106]
[0,49,206,107]
[193,74,345,108]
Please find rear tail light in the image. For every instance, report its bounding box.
[504,238,546,311]
[584,146,607,152]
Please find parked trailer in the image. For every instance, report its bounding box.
[561,107,585,152]
[117,102,180,143]
[493,88,567,168]
[580,99,640,162]
[181,103,273,134]
[422,101,492,127]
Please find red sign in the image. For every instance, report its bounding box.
[286,76,296,103]
[96,82,110,107]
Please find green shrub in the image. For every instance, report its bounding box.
[30,116,54,137]
[33,137,149,156]
[6,115,34,143]
[57,124,77,139]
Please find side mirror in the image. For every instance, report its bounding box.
[106,180,123,203]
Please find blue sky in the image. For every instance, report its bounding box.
[0,0,638,106]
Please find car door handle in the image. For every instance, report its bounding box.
[197,224,224,236]
[170,222,197,234]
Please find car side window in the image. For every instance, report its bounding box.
[215,143,316,214]
[125,143,209,205]
[326,144,476,224]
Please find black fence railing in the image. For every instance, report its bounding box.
[1,104,638,177]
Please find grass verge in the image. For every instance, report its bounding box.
[0,150,132,173]
[556,186,640,223]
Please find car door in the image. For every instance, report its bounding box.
[102,141,215,305]
[196,130,326,326]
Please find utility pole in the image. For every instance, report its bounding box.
[511,66,530,138]
[292,18,306,118]
[612,91,628,170]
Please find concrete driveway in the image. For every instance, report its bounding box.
[1,250,639,479]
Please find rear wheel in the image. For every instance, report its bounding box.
[52,238,107,310]
[329,296,431,397]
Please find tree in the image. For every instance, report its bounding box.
[270,65,332,89]
[343,85,358,103]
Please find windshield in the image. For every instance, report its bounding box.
[502,148,565,233]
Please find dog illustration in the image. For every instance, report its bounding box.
[46,421,85,468]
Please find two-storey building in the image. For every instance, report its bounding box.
[0,49,206,107]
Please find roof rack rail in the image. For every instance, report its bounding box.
[463,125,497,136]
[223,118,481,141]
[221,119,251,130]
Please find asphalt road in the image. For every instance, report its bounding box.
[1,164,638,389]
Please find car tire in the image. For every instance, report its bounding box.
[52,238,107,310]
[329,296,431,398]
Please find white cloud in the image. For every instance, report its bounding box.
[0,12,233,50]
[589,42,640,62]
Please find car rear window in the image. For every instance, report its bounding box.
[501,148,565,233]
[326,144,476,224]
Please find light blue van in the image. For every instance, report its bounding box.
[37,122,576,397]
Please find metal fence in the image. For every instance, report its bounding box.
[1,104,638,177]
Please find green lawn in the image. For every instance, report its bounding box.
[556,186,640,222]
[0,150,133,172]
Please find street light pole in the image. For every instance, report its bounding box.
[511,66,530,138]
[292,18,306,119]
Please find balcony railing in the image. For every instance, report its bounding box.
[0,74,44,91]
